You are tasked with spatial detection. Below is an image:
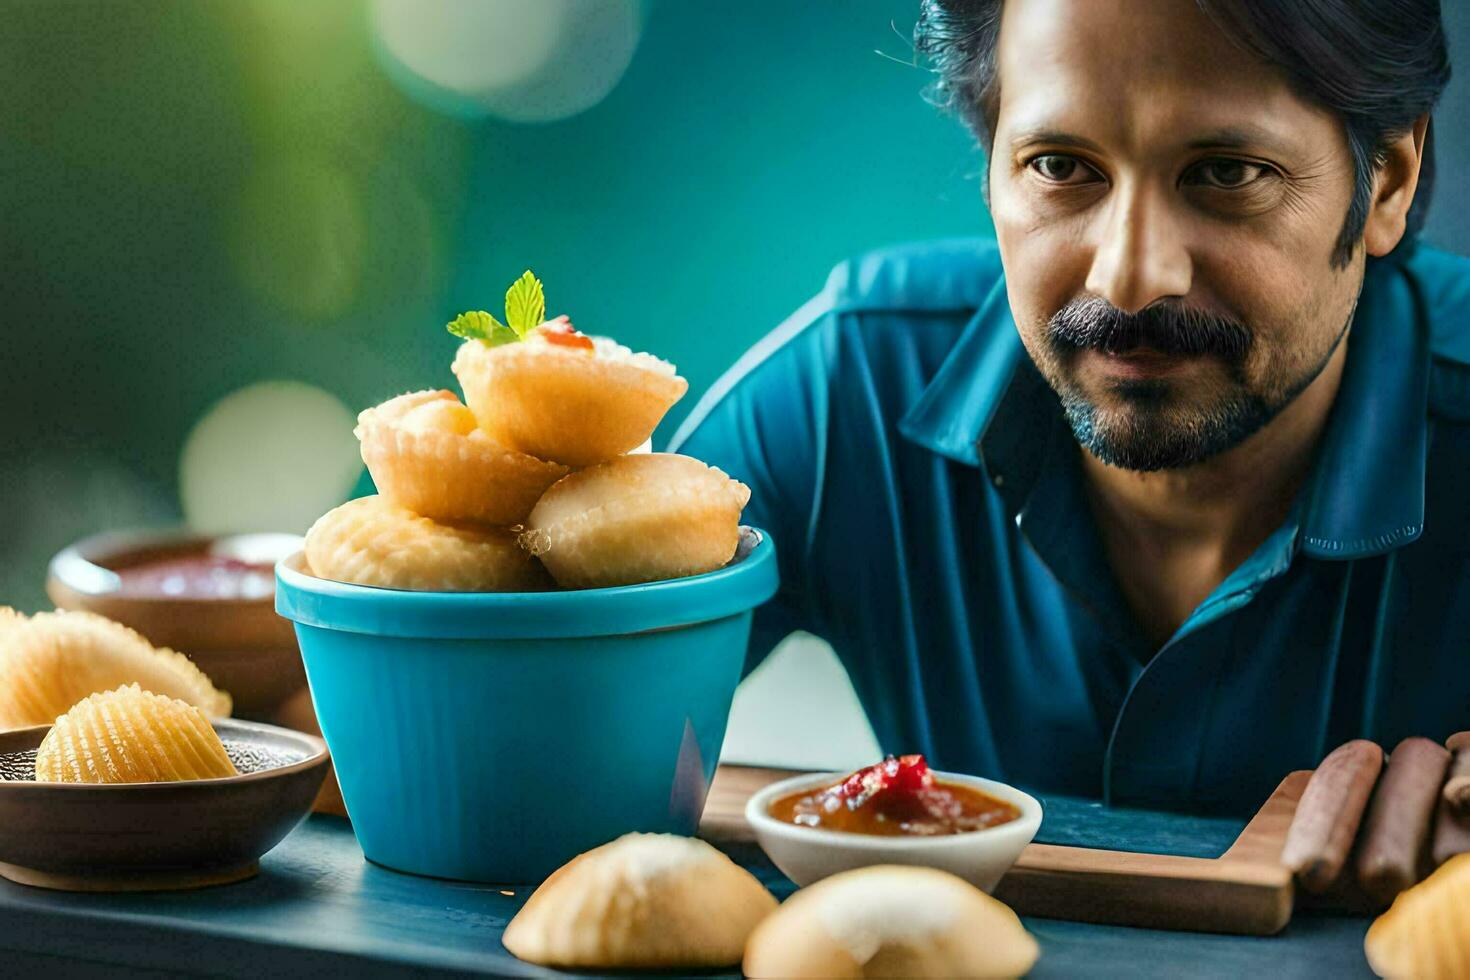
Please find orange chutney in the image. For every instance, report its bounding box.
[768,754,1020,837]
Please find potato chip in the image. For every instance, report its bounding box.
[35,684,238,784]
[0,608,231,732]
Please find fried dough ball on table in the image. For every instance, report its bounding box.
[35,684,238,784]
[503,833,777,970]
[355,389,567,526]
[744,865,1039,979]
[1365,853,1470,980]
[304,495,552,592]
[0,608,231,731]
[451,326,688,467]
[522,453,750,590]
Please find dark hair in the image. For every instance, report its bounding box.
[914,0,1451,266]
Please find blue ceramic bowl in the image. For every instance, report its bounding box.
[275,527,777,883]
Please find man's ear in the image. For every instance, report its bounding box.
[1363,114,1430,257]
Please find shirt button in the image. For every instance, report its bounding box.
[992,474,1005,488]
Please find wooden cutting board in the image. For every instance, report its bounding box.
[698,766,1311,936]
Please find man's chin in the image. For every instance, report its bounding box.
[1060,396,1277,472]
[1078,430,1220,472]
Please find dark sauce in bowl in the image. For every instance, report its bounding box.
[768,754,1021,837]
[112,555,276,601]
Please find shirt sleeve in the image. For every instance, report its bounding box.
[665,291,836,676]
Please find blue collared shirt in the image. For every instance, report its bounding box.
[670,238,1470,814]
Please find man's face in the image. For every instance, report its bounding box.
[987,0,1364,471]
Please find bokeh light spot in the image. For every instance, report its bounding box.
[370,0,643,123]
[180,381,360,535]
[371,0,567,102]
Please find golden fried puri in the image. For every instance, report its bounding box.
[1365,852,1470,980]
[503,833,777,969]
[744,865,1039,979]
[522,453,750,589]
[356,389,567,526]
[304,495,552,592]
[452,337,687,467]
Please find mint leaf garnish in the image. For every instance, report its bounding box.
[447,310,518,347]
[448,270,548,347]
[504,270,545,338]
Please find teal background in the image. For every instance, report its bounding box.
[0,0,986,613]
[3,1,1468,772]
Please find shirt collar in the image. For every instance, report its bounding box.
[1297,258,1429,558]
[896,273,1023,468]
[897,257,1430,562]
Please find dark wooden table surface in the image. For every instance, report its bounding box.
[0,804,1376,978]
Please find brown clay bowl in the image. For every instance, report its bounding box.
[46,530,307,719]
[0,718,328,891]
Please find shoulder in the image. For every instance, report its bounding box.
[1401,245,1470,422]
[720,236,1003,381]
[671,239,1002,445]
[821,237,1003,315]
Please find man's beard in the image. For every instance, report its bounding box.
[1042,297,1343,472]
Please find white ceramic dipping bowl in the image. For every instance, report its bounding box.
[746,769,1043,892]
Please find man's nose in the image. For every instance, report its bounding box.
[1084,182,1193,314]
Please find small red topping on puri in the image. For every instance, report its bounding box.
[537,316,595,351]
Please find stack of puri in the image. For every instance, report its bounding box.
[307,327,751,592]
[308,390,560,592]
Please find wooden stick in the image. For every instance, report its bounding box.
[1444,732,1470,813]
[1280,740,1382,893]
[1356,737,1450,905]
[1431,793,1470,867]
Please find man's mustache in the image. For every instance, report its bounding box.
[1048,297,1252,362]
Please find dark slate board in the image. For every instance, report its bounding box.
[1030,793,1246,859]
[0,815,1373,978]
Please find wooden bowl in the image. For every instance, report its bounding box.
[46,530,306,719]
[0,719,328,891]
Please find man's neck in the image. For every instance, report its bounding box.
[1080,340,1350,647]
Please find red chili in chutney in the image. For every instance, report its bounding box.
[768,754,1020,837]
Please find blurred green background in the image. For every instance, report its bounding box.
[0,0,985,615]
[4,0,1468,766]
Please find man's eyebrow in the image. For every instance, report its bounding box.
[1008,126,1300,157]
[1185,127,1297,155]
[1008,130,1106,154]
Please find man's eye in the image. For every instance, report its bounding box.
[1029,155,1097,184]
[1186,158,1268,189]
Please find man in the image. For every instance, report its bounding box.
[671,0,1468,820]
